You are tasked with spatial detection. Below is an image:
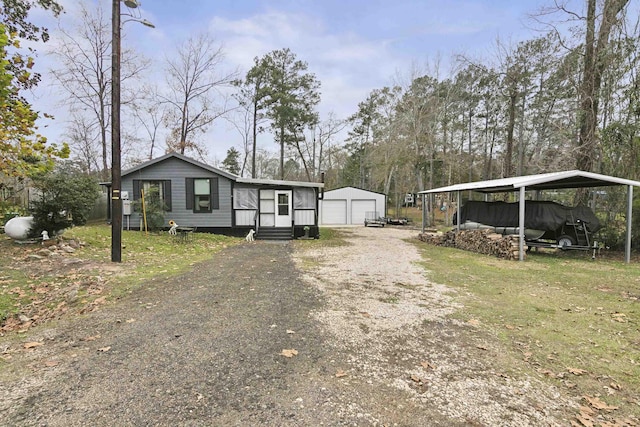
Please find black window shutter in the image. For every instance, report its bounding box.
[163,180,172,211]
[211,177,219,210]
[132,180,141,201]
[185,178,194,210]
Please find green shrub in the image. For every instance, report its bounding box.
[28,163,100,237]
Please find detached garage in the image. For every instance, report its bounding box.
[320,187,386,225]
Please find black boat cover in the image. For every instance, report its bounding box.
[454,201,601,232]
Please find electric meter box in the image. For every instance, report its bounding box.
[121,191,130,200]
[123,200,132,216]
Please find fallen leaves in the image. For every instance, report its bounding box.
[23,342,43,349]
[335,369,348,378]
[280,349,298,358]
[611,313,628,323]
[410,374,423,383]
[467,318,480,327]
[1,261,109,333]
[568,367,588,376]
[571,396,631,427]
[583,396,618,412]
[408,373,428,393]
[420,361,436,370]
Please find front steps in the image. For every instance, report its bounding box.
[255,227,293,241]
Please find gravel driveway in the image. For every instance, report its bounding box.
[0,226,575,426]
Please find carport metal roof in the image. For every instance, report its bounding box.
[418,170,640,263]
[418,170,640,194]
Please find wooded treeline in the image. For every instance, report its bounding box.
[3,0,639,207]
[334,1,640,206]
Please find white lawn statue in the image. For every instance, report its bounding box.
[41,230,50,241]
[245,229,255,242]
[168,220,178,235]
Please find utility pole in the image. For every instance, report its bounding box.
[111,0,122,262]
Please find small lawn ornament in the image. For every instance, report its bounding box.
[41,230,50,241]
[245,229,255,242]
[168,220,178,235]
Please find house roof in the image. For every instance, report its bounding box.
[122,152,238,180]
[120,152,324,188]
[418,170,640,194]
[236,177,324,188]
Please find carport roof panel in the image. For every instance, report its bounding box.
[418,170,640,194]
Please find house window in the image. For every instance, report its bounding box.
[186,177,219,213]
[277,193,289,216]
[194,179,211,212]
[132,180,172,212]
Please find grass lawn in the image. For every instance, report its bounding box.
[414,241,640,419]
[0,224,240,330]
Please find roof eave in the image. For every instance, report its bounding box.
[236,177,324,188]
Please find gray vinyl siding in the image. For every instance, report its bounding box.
[122,157,232,228]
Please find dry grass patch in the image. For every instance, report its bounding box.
[414,241,640,422]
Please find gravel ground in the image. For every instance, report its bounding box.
[0,226,576,426]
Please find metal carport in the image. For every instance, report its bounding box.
[418,170,640,263]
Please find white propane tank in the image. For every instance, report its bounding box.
[4,216,34,240]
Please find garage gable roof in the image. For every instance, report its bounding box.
[324,186,386,196]
[419,170,640,194]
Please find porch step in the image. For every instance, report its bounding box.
[256,227,293,240]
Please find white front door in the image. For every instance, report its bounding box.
[275,190,292,227]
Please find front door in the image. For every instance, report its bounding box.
[275,190,292,227]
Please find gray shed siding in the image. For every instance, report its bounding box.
[122,157,232,228]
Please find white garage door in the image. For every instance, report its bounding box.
[322,199,347,224]
[351,200,376,224]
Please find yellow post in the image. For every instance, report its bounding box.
[141,188,148,234]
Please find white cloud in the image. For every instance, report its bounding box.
[209,10,404,116]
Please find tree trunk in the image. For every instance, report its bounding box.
[279,124,285,180]
[516,87,526,176]
[577,0,629,172]
[575,0,629,202]
[252,97,258,178]
[505,92,517,178]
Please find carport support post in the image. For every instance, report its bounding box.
[421,193,427,232]
[456,191,461,232]
[626,185,633,263]
[519,187,526,261]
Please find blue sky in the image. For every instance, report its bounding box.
[27,0,579,166]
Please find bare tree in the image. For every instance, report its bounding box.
[162,33,237,157]
[49,1,148,179]
[314,113,347,179]
[225,105,253,177]
[65,113,100,174]
[132,84,165,161]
